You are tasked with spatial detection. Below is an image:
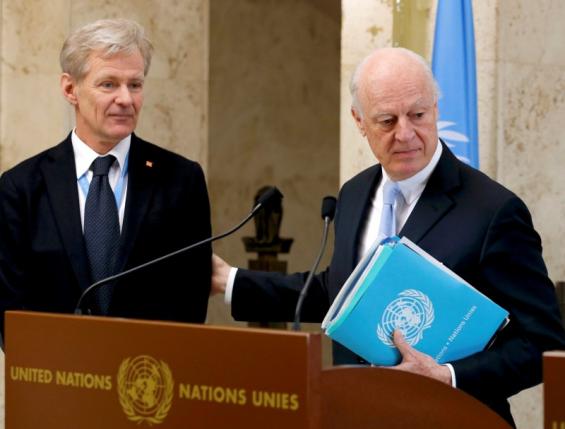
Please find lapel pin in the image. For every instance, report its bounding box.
[145,160,153,168]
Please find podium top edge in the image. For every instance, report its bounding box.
[543,350,565,357]
[5,310,318,338]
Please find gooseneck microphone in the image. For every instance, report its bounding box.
[292,196,337,331]
[75,186,283,315]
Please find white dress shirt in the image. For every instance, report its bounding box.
[358,141,443,258]
[72,130,130,231]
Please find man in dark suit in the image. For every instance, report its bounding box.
[0,19,211,336]
[211,48,565,425]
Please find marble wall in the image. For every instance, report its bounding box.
[206,0,341,324]
[496,0,565,284]
[0,0,70,170]
[496,3,565,425]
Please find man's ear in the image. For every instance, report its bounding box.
[351,106,366,137]
[60,73,78,105]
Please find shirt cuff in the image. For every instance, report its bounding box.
[444,363,457,387]
[224,267,238,305]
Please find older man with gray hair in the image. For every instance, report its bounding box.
[211,47,565,427]
[0,19,212,334]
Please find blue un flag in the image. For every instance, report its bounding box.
[432,0,479,168]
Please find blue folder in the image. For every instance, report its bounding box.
[322,237,509,366]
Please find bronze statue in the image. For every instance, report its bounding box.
[243,186,293,270]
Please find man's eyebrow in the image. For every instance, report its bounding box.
[411,98,434,109]
[94,71,145,80]
[370,112,395,121]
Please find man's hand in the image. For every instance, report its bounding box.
[389,330,452,385]
[211,254,232,296]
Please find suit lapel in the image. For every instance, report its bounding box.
[341,165,382,267]
[41,137,91,290]
[117,134,157,271]
[400,143,460,243]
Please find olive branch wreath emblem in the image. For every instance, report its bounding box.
[377,289,434,347]
[117,356,174,425]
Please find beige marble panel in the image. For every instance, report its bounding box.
[0,0,71,171]
[208,0,340,325]
[0,75,69,168]
[1,0,68,75]
[498,60,565,278]
[497,3,565,418]
[139,76,208,164]
[497,0,565,284]
[509,384,543,429]
[471,1,499,177]
[340,0,393,184]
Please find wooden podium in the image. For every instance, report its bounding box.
[544,350,565,429]
[4,311,511,428]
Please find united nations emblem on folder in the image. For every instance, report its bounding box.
[377,289,434,346]
[117,355,174,425]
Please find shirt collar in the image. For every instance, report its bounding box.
[382,140,443,205]
[72,130,131,179]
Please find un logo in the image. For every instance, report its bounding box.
[117,355,174,425]
[377,289,434,347]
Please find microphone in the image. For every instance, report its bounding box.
[292,195,337,331]
[74,186,283,315]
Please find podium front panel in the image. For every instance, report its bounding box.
[5,311,321,429]
[544,350,565,429]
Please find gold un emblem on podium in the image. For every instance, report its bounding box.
[117,355,174,425]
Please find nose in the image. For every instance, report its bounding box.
[395,117,415,142]
[115,84,133,106]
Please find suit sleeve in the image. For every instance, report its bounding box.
[111,158,212,324]
[162,161,212,323]
[0,172,28,336]
[182,162,212,321]
[452,196,565,400]
[231,268,330,323]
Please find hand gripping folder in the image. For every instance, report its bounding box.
[322,237,509,366]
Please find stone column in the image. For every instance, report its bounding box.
[496,0,565,283]
[495,2,565,427]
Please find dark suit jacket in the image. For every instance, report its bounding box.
[0,133,212,335]
[231,143,565,425]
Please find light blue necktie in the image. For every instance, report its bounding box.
[378,181,401,238]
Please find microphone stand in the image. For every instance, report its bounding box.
[75,187,282,315]
[292,196,336,331]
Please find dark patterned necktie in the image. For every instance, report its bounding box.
[84,155,120,314]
